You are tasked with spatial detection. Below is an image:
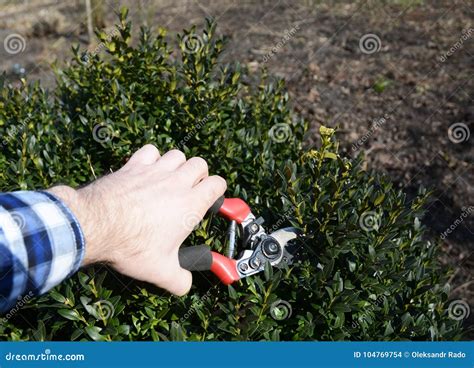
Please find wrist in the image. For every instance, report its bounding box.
[47,184,109,266]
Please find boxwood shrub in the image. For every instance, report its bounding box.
[0,10,463,341]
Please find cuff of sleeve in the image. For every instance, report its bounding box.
[0,190,86,312]
[40,191,86,276]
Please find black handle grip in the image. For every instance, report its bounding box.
[207,195,224,216]
[179,245,213,271]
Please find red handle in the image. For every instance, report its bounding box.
[187,196,249,284]
[210,252,240,285]
[218,198,251,223]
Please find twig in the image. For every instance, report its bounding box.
[85,0,94,45]
[451,280,474,296]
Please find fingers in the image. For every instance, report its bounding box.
[128,148,213,190]
[176,157,209,187]
[193,175,227,210]
[155,149,187,172]
[126,144,161,166]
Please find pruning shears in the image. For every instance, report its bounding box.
[179,196,301,285]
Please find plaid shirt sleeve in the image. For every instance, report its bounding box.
[0,191,85,313]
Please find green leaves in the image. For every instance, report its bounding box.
[58,309,83,322]
[0,10,461,342]
[85,326,106,341]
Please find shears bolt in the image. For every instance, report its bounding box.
[239,263,249,272]
[249,257,261,269]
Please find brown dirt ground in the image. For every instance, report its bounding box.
[1,0,473,337]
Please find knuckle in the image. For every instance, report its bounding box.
[208,175,227,197]
[143,143,158,151]
[169,149,186,161]
[190,157,208,172]
[213,175,227,191]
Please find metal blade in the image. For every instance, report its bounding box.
[268,227,303,267]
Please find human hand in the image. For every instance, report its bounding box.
[48,145,226,295]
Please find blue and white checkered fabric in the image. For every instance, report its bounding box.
[0,191,85,313]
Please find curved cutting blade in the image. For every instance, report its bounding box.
[268,227,303,267]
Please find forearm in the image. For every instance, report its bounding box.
[0,190,85,313]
